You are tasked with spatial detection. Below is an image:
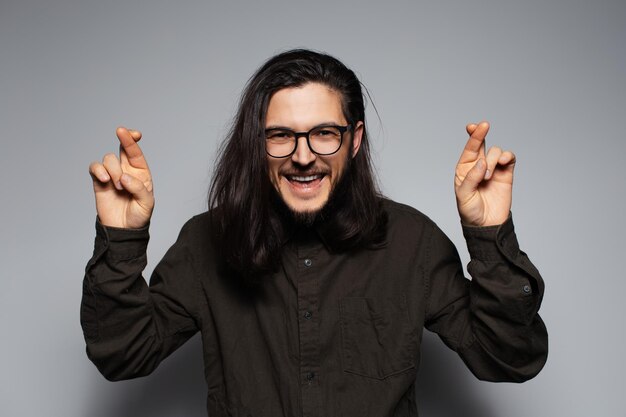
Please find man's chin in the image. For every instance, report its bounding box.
[284,200,327,227]
[289,209,319,227]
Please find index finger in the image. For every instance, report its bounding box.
[116,126,148,169]
[458,121,489,164]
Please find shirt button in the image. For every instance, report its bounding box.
[522,284,532,294]
[306,372,315,382]
[304,259,312,267]
[304,311,312,320]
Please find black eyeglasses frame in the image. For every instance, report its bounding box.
[264,124,353,158]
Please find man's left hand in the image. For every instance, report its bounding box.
[454,121,515,227]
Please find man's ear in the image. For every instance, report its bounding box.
[351,121,364,158]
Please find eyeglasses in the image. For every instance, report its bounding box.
[265,124,352,158]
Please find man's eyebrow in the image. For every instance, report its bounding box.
[265,122,344,131]
[265,125,292,131]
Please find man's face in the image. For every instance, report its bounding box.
[265,82,363,216]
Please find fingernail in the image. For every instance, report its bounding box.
[115,180,123,190]
[100,173,110,181]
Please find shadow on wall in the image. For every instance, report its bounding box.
[86,332,493,417]
[416,331,494,417]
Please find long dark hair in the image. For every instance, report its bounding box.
[209,49,387,280]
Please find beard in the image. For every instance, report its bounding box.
[271,156,354,229]
[289,207,318,228]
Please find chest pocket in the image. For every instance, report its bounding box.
[339,296,417,380]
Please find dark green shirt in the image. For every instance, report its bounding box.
[81,199,547,417]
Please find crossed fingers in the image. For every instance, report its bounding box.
[89,127,147,190]
[460,121,515,181]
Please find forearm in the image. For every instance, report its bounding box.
[81,220,197,381]
[424,215,548,382]
[460,215,548,381]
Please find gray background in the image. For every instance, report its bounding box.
[1,0,624,416]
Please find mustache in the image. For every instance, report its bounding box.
[279,167,329,177]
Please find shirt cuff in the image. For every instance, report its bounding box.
[94,217,150,261]
[462,213,520,262]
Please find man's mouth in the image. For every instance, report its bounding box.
[284,173,326,189]
[287,174,323,182]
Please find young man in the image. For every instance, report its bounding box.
[83,49,547,416]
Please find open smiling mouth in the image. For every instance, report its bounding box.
[285,174,326,189]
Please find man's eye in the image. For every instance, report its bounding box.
[268,131,291,139]
[315,128,340,137]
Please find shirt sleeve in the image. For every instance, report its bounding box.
[423,214,548,382]
[80,218,201,381]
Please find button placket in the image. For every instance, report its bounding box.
[295,242,321,415]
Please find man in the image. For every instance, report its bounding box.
[83,49,547,416]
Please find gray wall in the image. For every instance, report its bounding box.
[1,0,624,416]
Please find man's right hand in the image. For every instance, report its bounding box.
[89,127,154,229]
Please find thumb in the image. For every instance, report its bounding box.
[120,173,153,208]
[457,158,487,197]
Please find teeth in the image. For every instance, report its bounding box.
[290,175,322,182]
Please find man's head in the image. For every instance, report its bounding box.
[210,49,385,279]
[237,49,370,215]
[265,83,363,221]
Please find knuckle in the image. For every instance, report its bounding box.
[102,154,121,169]
[487,149,502,162]
[102,152,116,162]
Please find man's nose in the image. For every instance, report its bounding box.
[291,136,316,166]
